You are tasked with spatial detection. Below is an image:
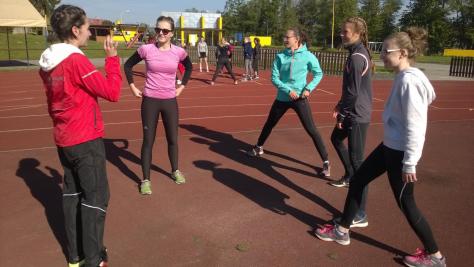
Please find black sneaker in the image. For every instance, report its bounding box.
[98,247,108,267]
[333,216,368,228]
[247,145,264,157]
[329,177,350,188]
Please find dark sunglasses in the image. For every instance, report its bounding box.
[154,27,172,35]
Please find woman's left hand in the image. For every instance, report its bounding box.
[402,172,417,183]
[176,85,185,96]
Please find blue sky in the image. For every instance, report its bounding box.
[61,0,226,25]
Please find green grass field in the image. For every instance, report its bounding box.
[0,33,453,64]
[0,32,136,60]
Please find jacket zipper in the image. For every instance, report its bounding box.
[290,51,294,80]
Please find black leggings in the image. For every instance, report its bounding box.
[331,120,369,216]
[257,99,329,162]
[141,96,179,180]
[340,143,439,254]
[212,59,236,81]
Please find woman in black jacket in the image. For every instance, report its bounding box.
[210,37,238,85]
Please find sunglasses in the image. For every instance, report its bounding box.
[381,48,401,55]
[154,27,172,35]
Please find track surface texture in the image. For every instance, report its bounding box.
[1,65,473,266]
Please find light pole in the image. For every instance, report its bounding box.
[331,0,335,49]
[120,10,130,24]
[262,21,269,36]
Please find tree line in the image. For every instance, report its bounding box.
[222,0,474,54]
[29,0,473,54]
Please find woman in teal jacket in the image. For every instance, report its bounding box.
[247,27,331,177]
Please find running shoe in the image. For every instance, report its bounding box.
[333,216,368,228]
[247,145,264,157]
[68,259,85,267]
[315,224,350,245]
[172,170,186,184]
[321,162,331,177]
[98,247,108,267]
[329,177,350,188]
[403,248,446,267]
[140,180,152,195]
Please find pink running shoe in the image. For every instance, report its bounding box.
[403,248,446,267]
[315,224,350,245]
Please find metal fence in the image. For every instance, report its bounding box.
[449,56,474,78]
[187,46,348,76]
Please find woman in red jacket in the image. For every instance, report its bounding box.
[39,5,121,267]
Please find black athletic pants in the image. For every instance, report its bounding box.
[58,138,109,267]
[331,120,369,218]
[340,143,439,254]
[257,99,329,162]
[212,58,236,82]
[141,96,179,180]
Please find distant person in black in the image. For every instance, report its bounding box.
[253,37,261,79]
[210,37,238,85]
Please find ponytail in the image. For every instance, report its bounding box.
[343,17,375,73]
[288,27,310,48]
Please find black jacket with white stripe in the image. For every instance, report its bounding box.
[337,41,373,124]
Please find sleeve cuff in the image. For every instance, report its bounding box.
[403,164,416,174]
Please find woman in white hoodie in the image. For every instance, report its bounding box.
[315,27,446,267]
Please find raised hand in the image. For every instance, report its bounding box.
[104,35,118,57]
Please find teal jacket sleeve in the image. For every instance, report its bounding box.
[271,55,292,94]
[305,54,323,92]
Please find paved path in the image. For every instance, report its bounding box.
[372,59,473,81]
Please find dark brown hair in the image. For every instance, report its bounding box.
[288,27,310,48]
[156,16,175,31]
[50,5,87,42]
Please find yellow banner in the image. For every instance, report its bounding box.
[250,36,272,47]
[444,49,474,57]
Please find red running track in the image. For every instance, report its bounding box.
[0,65,473,266]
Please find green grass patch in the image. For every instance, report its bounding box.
[415,55,451,65]
[0,32,136,60]
[372,52,451,65]
[374,66,394,73]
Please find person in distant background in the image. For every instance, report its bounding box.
[210,37,238,85]
[242,36,254,81]
[253,37,261,79]
[197,37,209,72]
